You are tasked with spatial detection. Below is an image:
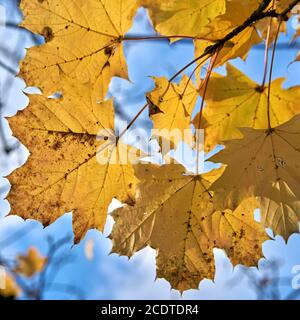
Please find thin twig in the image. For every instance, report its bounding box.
[267,19,282,130]
[195,49,220,174]
[261,6,274,88]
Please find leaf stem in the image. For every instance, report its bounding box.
[261,16,274,87]
[181,55,211,97]
[117,102,149,142]
[196,49,220,174]
[123,35,205,41]
[267,18,282,130]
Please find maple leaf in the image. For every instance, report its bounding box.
[193,0,293,82]
[139,0,226,37]
[194,0,262,67]
[207,0,259,37]
[193,64,300,151]
[19,0,137,100]
[14,247,46,277]
[210,114,300,240]
[7,79,141,243]
[110,164,268,291]
[147,76,198,150]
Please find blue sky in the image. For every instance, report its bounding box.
[0,0,300,300]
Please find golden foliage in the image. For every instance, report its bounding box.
[6,0,300,291]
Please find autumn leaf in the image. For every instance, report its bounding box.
[14,247,46,277]
[139,0,226,37]
[110,163,268,291]
[19,0,137,100]
[207,0,259,38]
[7,79,142,243]
[210,114,300,240]
[194,0,262,68]
[194,0,292,85]
[147,76,198,150]
[193,64,300,151]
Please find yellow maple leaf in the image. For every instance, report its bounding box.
[139,0,226,37]
[14,247,46,277]
[7,79,141,243]
[193,0,291,75]
[210,114,300,240]
[207,0,259,37]
[147,76,198,150]
[19,0,137,100]
[193,0,262,70]
[110,164,268,291]
[193,64,300,151]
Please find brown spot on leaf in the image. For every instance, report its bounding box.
[52,141,62,150]
[42,26,54,42]
[147,97,163,116]
[104,46,113,56]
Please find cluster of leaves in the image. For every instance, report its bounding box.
[6,0,300,291]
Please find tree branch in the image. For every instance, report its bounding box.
[169,0,300,82]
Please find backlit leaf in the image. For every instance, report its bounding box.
[110,164,268,291]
